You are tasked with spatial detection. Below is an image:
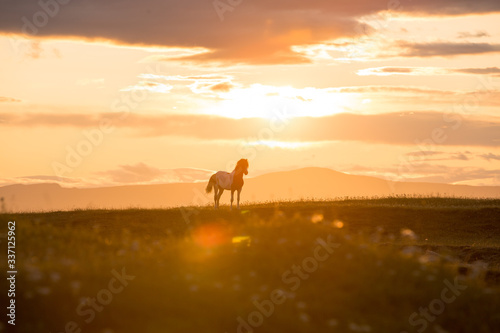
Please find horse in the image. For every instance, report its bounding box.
[205,159,249,209]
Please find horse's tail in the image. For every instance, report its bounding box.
[206,174,216,193]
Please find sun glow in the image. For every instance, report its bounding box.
[247,140,316,149]
[202,84,355,119]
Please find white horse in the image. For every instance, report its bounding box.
[206,159,249,209]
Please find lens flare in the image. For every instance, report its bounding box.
[192,223,231,249]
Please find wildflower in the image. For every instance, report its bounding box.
[296,301,306,309]
[277,238,287,244]
[131,241,140,251]
[348,322,371,332]
[50,272,61,283]
[332,220,344,228]
[37,287,51,295]
[419,250,441,264]
[70,280,82,293]
[232,236,251,245]
[401,246,421,257]
[327,319,338,327]
[311,213,324,223]
[26,267,43,281]
[299,312,310,323]
[401,228,418,241]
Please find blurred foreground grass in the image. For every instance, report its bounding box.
[2,197,500,333]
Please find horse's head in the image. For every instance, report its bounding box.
[236,158,249,175]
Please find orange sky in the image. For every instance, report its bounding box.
[0,0,499,188]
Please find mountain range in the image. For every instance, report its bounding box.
[0,167,498,212]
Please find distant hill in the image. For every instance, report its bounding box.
[0,167,498,212]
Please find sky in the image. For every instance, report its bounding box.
[0,0,499,188]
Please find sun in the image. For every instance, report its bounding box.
[201,84,353,119]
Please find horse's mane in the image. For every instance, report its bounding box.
[234,159,249,172]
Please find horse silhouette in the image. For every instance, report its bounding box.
[206,159,249,209]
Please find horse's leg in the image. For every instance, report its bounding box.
[237,189,241,209]
[217,189,224,208]
[213,186,218,209]
[230,190,234,210]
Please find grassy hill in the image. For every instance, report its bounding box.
[2,197,500,332]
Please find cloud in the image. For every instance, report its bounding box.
[451,67,500,75]
[348,163,500,185]
[405,151,471,162]
[96,163,214,184]
[479,153,500,161]
[1,0,500,64]
[96,163,165,183]
[374,67,413,73]
[357,67,443,76]
[142,74,234,82]
[26,40,43,59]
[334,85,457,95]
[457,31,490,39]
[120,81,173,93]
[406,151,444,157]
[334,84,500,107]
[0,96,21,103]
[141,73,236,95]
[452,153,470,161]
[209,82,235,93]
[0,175,101,188]
[0,166,215,188]
[358,66,500,76]
[400,165,500,185]
[2,111,499,147]
[0,112,105,127]
[395,41,500,57]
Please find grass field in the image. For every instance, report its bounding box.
[2,197,500,333]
